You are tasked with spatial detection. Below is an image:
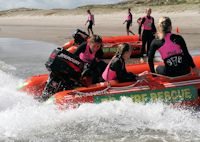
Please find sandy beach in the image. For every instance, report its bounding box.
[1,2,200,141]
[0,10,199,49]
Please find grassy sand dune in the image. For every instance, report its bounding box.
[0,0,199,17]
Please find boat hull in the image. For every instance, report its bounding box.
[20,56,200,108]
[52,79,200,109]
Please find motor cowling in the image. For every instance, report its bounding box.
[45,47,84,80]
[72,29,89,45]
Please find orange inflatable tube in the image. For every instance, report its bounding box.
[62,35,142,58]
[21,56,200,96]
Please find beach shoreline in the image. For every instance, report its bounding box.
[0,10,199,49]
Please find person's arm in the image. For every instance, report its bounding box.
[151,17,157,34]
[111,59,125,82]
[95,48,104,61]
[130,13,133,25]
[74,42,87,56]
[138,17,145,35]
[92,14,95,25]
[85,16,89,25]
[176,35,195,68]
[148,39,160,74]
[111,58,136,82]
[123,19,127,24]
[137,17,142,24]
[176,34,200,75]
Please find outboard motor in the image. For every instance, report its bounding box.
[45,47,83,79]
[42,47,84,101]
[72,29,89,45]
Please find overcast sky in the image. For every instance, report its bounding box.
[0,0,124,10]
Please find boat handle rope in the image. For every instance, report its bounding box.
[72,85,111,96]
[71,71,185,96]
[147,72,192,79]
[72,71,150,96]
[109,79,146,90]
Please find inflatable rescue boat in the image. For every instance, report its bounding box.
[63,35,142,58]
[20,56,200,109]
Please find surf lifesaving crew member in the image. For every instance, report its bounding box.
[102,43,139,82]
[148,16,200,77]
[123,8,134,35]
[74,35,107,84]
[85,9,95,36]
[138,8,156,57]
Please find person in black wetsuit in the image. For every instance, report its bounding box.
[138,8,157,57]
[74,35,107,84]
[85,9,95,36]
[102,43,139,82]
[123,8,134,35]
[148,16,200,77]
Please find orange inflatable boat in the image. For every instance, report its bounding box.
[20,56,200,109]
[63,35,142,58]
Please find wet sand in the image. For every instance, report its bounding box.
[0,11,199,49]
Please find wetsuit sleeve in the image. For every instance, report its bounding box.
[95,48,104,59]
[177,35,196,68]
[151,18,157,33]
[148,39,160,73]
[111,58,136,82]
[74,42,87,56]
[138,17,145,35]
[130,13,133,23]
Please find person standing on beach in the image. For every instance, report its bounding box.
[138,8,156,57]
[85,9,95,36]
[123,8,134,35]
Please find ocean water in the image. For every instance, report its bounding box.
[0,38,200,141]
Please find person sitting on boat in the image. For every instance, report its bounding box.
[74,35,107,84]
[102,43,138,82]
[148,16,200,77]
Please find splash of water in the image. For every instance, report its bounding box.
[0,60,16,72]
[0,69,200,141]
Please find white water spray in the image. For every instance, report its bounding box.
[0,37,200,141]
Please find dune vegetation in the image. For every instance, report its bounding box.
[0,0,199,16]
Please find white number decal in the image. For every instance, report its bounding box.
[166,56,182,66]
